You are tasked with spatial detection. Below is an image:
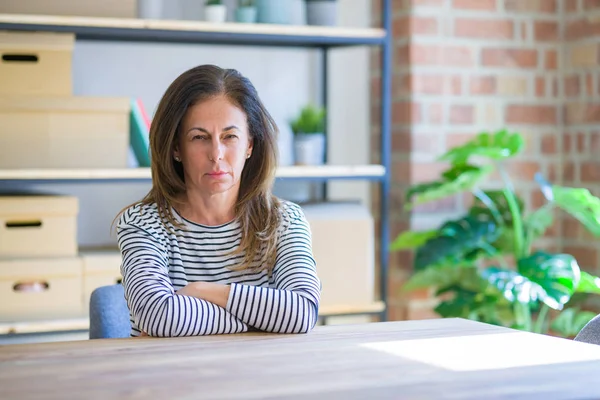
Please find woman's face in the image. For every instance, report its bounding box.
[174,95,253,197]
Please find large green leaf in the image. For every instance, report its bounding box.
[403,264,482,292]
[552,186,600,237]
[434,284,511,326]
[551,308,597,338]
[481,267,547,305]
[405,164,493,210]
[470,189,525,225]
[576,271,600,294]
[439,129,525,165]
[523,205,554,245]
[414,214,500,270]
[518,252,580,309]
[390,230,437,251]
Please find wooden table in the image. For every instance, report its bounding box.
[2,318,600,399]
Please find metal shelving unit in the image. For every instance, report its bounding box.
[0,0,392,324]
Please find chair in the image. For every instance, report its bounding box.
[574,314,600,346]
[89,284,131,339]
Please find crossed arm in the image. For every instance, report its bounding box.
[117,215,321,337]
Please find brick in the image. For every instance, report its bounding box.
[475,103,500,124]
[392,101,422,124]
[453,0,497,9]
[411,0,446,6]
[506,105,557,125]
[454,18,514,39]
[428,103,445,124]
[545,50,558,70]
[412,196,459,213]
[587,73,594,96]
[395,44,409,66]
[570,43,599,68]
[534,21,559,41]
[411,44,474,66]
[566,19,600,41]
[563,218,581,239]
[392,73,409,99]
[566,0,579,12]
[446,133,476,149]
[563,161,577,181]
[411,74,445,94]
[504,0,557,13]
[581,162,600,182]
[507,161,542,180]
[564,245,598,269]
[392,131,441,153]
[565,103,600,124]
[469,76,496,94]
[451,75,462,95]
[482,48,538,68]
[590,131,600,153]
[497,76,529,96]
[449,105,474,124]
[536,77,546,97]
[541,133,557,153]
[584,0,600,10]
[393,16,439,37]
[565,74,581,97]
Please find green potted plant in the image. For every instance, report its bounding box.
[392,129,600,337]
[290,104,326,166]
[205,0,227,23]
[235,0,257,23]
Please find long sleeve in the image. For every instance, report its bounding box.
[225,208,321,333]
[117,216,249,337]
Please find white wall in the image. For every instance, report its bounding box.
[5,0,372,248]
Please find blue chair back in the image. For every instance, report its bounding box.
[574,314,600,346]
[89,284,131,339]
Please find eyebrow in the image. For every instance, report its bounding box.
[186,126,240,135]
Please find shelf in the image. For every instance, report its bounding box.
[0,14,386,48]
[0,302,385,335]
[0,165,386,183]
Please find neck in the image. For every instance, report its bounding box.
[178,189,237,226]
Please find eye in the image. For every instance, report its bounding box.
[192,135,208,141]
[225,134,238,140]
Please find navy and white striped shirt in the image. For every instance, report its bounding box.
[116,200,321,337]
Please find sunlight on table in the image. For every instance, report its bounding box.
[361,331,600,372]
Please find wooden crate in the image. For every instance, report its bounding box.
[0,31,73,96]
[0,257,83,322]
[0,195,78,258]
[302,202,375,309]
[80,250,123,313]
[0,96,131,168]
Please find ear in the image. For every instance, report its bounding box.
[247,138,254,158]
[173,145,181,162]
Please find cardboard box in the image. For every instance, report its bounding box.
[80,250,123,313]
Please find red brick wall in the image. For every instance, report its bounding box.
[370,0,589,321]
[562,0,600,274]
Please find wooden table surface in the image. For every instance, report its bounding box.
[2,318,600,399]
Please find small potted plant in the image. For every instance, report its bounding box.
[235,0,257,23]
[205,0,227,23]
[290,104,326,166]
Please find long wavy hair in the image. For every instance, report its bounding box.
[120,65,281,274]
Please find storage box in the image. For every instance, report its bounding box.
[0,0,136,18]
[301,202,375,309]
[80,250,123,312]
[0,195,78,258]
[0,96,131,168]
[0,31,73,96]
[0,257,83,322]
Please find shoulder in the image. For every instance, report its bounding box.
[116,202,167,237]
[276,199,311,235]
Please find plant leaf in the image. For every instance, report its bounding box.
[390,230,437,251]
[414,214,500,270]
[523,205,554,243]
[438,129,524,165]
[405,164,493,210]
[550,308,597,338]
[552,186,600,236]
[403,264,482,291]
[482,267,548,305]
[576,271,600,294]
[470,189,525,226]
[517,252,580,310]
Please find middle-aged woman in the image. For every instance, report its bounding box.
[116,64,321,337]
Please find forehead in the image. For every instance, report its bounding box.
[182,95,247,129]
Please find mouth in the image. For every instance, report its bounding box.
[207,171,228,177]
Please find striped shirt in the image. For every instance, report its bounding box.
[116,200,321,337]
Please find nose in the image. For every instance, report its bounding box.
[210,138,224,161]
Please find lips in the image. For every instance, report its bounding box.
[207,171,227,176]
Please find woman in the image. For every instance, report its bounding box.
[116,65,321,337]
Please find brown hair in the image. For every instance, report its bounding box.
[119,65,281,274]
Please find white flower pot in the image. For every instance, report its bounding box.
[293,133,325,166]
[205,5,227,23]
